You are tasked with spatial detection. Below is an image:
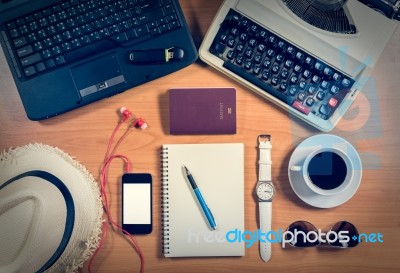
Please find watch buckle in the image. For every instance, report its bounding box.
[258,134,271,144]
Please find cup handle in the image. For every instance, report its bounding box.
[290,166,302,171]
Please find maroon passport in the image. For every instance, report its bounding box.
[169,88,236,135]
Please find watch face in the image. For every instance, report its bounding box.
[257,183,274,201]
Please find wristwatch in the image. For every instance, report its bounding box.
[255,135,274,262]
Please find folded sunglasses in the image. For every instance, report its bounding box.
[285,220,359,248]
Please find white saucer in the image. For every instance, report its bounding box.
[288,134,362,208]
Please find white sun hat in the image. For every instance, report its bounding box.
[0,143,103,273]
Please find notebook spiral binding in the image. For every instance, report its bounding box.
[160,147,170,254]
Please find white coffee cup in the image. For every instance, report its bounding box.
[290,147,354,196]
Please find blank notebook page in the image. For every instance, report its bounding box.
[161,143,245,257]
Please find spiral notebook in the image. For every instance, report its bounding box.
[161,143,245,257]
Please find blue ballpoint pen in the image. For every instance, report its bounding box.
[183,165,218,230]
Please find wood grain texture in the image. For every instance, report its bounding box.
[0,1,399,272]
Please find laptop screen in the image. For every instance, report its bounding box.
[0,0,55,22]
[0,0,27,6]
[0,0,30,14]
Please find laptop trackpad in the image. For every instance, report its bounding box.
[71,54,125,98]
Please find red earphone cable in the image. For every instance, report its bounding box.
[88,112,145,273]
[103,121,124,163]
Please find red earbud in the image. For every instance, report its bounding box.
[132,117,148,129]
[120,107,132,122]
[120,107,147,129]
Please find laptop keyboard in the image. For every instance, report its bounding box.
[2,0,181,79]
[209,9,355,121]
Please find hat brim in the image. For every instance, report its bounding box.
[0,144,103,273]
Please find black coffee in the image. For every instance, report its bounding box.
[307,151,347,190]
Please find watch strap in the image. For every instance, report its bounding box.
[259,201,272,262]
[258,135,272,262]
[258,135,272,182]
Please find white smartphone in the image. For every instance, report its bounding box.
[121,173,152,234]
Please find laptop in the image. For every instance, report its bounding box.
[199,0,399,131]
[0,0,197,120]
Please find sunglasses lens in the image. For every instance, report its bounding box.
[330,221,359,247]
[286,221,320,247]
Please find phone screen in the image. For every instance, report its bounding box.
[122,173,152,234]
[123,183,151,224]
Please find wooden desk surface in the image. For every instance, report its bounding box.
[1,1,399,272]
